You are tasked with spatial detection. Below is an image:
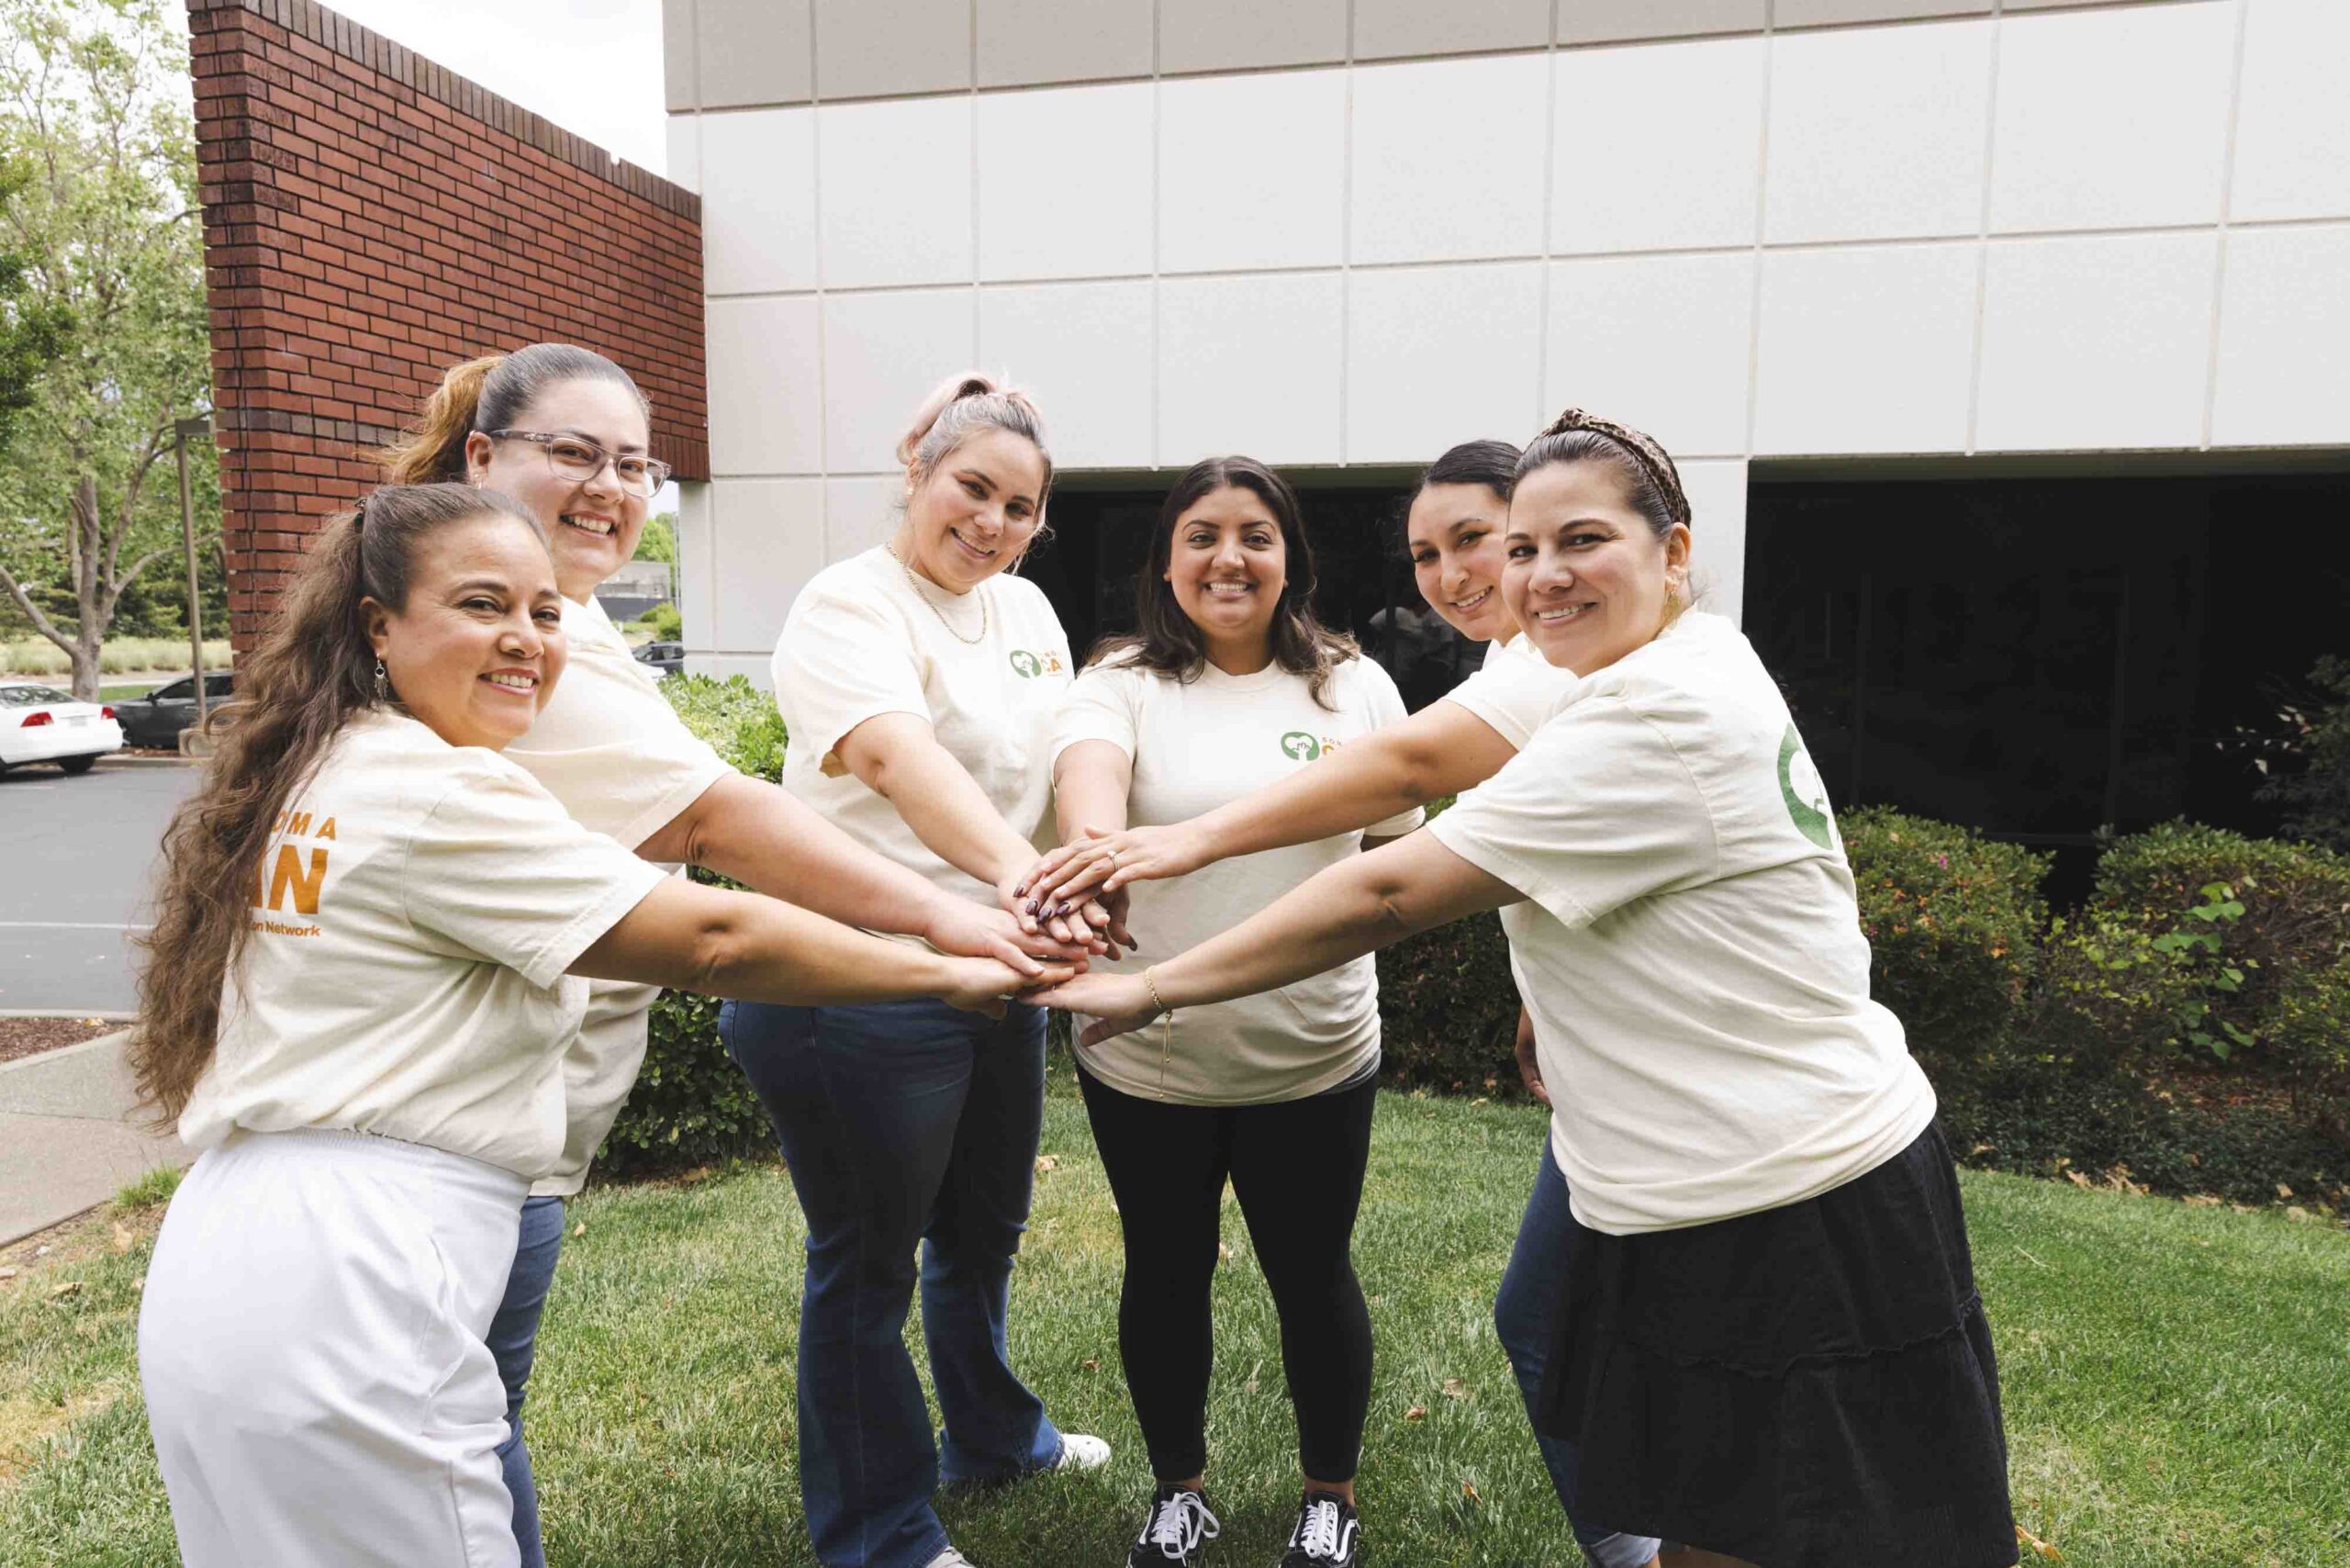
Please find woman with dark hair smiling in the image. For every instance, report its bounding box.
[379,346,1082,1568]
[1034,411,2015,1568]
[129,484,1045,1568]
[1053,457,1419,1568]
[1020,438,1661,1568]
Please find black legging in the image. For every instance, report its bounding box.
[1077,1062,1377,1484]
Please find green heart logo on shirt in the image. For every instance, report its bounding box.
[1778,723,1835,850]
[1008,650,1042,678]
[1281,731,1321,761]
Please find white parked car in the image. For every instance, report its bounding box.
[0,683,125,775]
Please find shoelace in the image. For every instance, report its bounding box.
[1292,1496,1345,1561]
[1141,1490,1221,1559]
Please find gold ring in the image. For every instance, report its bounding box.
[1107,850,1121,869]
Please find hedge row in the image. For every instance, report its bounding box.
[603,678,2348,1208]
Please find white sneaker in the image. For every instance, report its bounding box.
[924,1551,978,1568]
[1054,1432,1113,1473]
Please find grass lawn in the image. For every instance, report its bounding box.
[3,1070,2344,1566]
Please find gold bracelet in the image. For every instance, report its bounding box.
[1143,966,1170,1020]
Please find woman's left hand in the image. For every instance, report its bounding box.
[926,900,1093,976]
[1024,971,1160,1046]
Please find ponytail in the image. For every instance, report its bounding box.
[378,344,653,485]
[378,354,501,483]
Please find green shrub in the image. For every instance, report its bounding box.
[1377,911,1523,1095]
[636,601,684,642]
[2085,823,2350,1088]
[1841,807,2051,1066]
[596,676,789,1178]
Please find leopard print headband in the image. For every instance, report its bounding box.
[1534,408,1692,527]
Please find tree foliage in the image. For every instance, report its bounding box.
[0,0,213,698]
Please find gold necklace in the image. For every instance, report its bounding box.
[884,541,988,645]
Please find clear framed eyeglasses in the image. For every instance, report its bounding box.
[488,430,673,498]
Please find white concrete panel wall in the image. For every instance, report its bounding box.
[669,0,2349,671]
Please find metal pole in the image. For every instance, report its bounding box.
[175,415,213,724]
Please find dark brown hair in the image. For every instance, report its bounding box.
[130,484,545,1126]
[1091,456,1354,711]
[1395,437,1522,556]
[377,343,651,485]
[1514,407,1691,538]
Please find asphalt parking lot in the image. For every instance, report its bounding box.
[0,759,199,1014]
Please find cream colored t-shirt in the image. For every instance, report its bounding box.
[772,546,1075,918]
[1441,633,1583,751]
[506,593,732,1197]
[1054,651,1423,1104]
[1428,613,1938,1236]
[178,711,669,1180]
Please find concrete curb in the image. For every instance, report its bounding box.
[95,753,193,768]
[0,1009,135,1022]
[0,1027,131,1076]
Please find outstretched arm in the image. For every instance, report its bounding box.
[571,876,1064,1015]
[1014,699,1516,910]
[834,711,1112,952]
[1029,831,1517,1046]
[634,772,1085,975]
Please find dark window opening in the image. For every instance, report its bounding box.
[1745,471,2350,888]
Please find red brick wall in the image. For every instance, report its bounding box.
[187,0,707,646]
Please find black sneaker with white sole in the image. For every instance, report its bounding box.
[1276,1493,1360,1567]
[1128,1484,1220,1566]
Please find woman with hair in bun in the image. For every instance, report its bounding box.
[379,345,1089,1568]
[1035,410,2016,1568]
[1022,437,1663,1568]
[721,374,1114,1568]
[132,484,1046,1568]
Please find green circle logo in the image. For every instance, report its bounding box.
[1281,731,1321,761]
[1009,650,1042,678]
[1777,723,1834,850]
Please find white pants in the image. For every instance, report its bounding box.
[139,1127,529,1568]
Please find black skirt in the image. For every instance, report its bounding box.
[1538,1121,2018,1568]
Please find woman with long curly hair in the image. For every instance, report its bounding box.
[130,483,1046,1568]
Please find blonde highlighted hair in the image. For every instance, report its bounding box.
[897,373,1054,513]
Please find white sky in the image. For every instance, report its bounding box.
[316,0,670,174]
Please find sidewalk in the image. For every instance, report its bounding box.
[0,1030,185,1244]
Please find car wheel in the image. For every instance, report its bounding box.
[59,755,97,776]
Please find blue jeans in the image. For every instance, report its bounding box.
[722,997,1064,1568]
[487,1192,567,1568]
[1493,1148,1664,1568]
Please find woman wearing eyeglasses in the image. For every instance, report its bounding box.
[380,345,1088,1568]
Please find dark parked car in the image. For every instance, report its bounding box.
[633,641,684,678]
[116,671,238,749]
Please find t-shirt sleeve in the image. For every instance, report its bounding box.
[1427,695,1716,930]
[1440,648,1574,751]
[403,762,670,991]
[772,589,931,767]
[1351,658,1426,840]
[509,698,731,851]
[1051,662,1140,765]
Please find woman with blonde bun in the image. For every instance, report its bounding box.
[379,345,1091,1568]
[721,375,1117,1568]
